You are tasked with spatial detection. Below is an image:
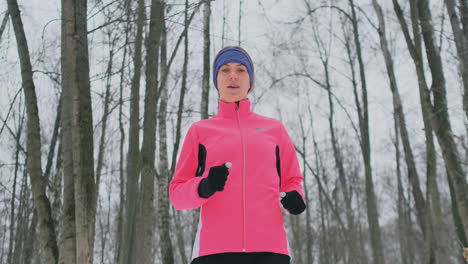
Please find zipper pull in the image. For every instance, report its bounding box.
[235,101,240,111]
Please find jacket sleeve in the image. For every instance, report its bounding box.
[169,124,209,210]
[278,123,305,199]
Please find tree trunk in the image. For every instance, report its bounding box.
[298,115,314,264]
[238,0,242,45]
[0,10,9,44]
[201,0,211,120]
[393,112,410,264]
[62,0,97,262]
[418,0,468,246]
[322,51,361,264]
[114,3,130,263]
[6,0,59,263]
[372,1,439,263]
[171,3,190,262]
[59,81,76,264]
[8,108,23,264]
[119,0,145,262]
[60,4,76,259]
[12,156,28,264]
[135,0,164,262]
[171,0,189,175]
[348,1,385,263]
[393,0,448,261]
[173,208,188,264]
[158,6,175,263]
[445,0,468,120]
[95,35,114,206]
[23,209,37,264]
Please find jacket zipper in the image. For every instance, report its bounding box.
[235,102,247,252]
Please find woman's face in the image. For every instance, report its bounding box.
[217,62,250,103]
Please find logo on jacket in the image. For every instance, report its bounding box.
[255,128,268,131]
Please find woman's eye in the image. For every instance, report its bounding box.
[221,68,229,73]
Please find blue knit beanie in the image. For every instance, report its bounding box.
[213,47,254,92]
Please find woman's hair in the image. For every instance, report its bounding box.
[213,46,255,92]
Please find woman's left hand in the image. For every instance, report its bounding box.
[280,191,306,215]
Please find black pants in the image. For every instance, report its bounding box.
[191,252,291,264]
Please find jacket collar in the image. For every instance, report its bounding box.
[216,98,252,118]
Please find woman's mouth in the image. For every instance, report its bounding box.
[227,85,239,89]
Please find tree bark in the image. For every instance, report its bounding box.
[0,10,9,44]
[417,0,468,246]
[119,0,145,262]
[12,156,28,264]
[158,6,175,263]
[372,1,439,263]
[173,208,188,264]
[95,35,114,206]
[238,0,243,45]
[171,3,190,262]
[8,107,23,264]
[393,0,448,261]
[114,3,130,263]
[347,1,385,263]
[62,0,97,262]
[171,0,189,175]
[445,0,468,120]
[135,0,164,262]
[393,111,411,264]
[201,0,211,120]
[298,115,314,264]
[22,209,37,264]
[6,0,59,263]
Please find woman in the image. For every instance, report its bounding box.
[170,46,306,264]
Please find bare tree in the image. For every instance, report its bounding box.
[135,0,165,262]
[7,103,23,264]
[445,0,468,120]
[158,4,175,263]
[393,0,449,261]
[6,1,59,263]
[372,1,441,263]
[61,0,97,262]
[0,10,9,44]
[238,0,243,45]
[298,114,314,264]
[346,1,385,263]
[201,0,211,120]
[417,0,468,247]
[171,2,191,263]
[114,2,131,262]
[119,0,145,262]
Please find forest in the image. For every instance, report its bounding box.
[0,0,467,263]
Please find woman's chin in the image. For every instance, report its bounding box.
[220,95,246,103]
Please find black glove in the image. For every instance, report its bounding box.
[198,163,230,198]
[280,191,306,215]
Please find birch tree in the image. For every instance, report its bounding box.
[158,3,175,262]
[6,0,59,263]
[201,0,211,120]
[372,1,441,263]
[445,0,468,120]
[417,0,468,247]
[61,0,97,262]
[346,1,385,262]
[119,0,145,262]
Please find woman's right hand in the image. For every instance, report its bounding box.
[198,163,231,198]
[207,163,231,191]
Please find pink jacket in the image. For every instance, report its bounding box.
[169,99,304,259]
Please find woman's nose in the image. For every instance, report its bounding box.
[228,72,239,80]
